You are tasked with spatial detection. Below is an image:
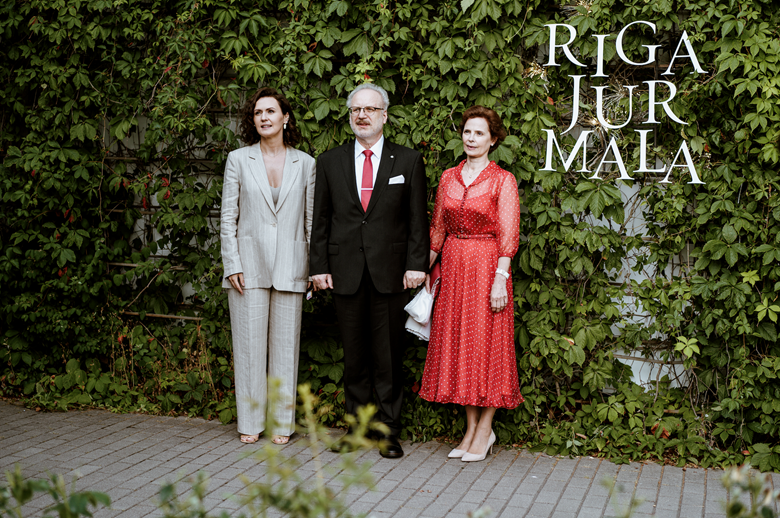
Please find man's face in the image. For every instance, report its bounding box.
[349,89,387,145]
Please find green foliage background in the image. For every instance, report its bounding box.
[2,0,780,469]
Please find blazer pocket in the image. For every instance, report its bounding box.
[328,243,339,255]
[392,242,407,254]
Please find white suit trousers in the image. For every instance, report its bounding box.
[228,287,302,436]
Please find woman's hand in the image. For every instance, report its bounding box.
[228,273,245,295]
[429,250,439,268]
[490,278,508,312]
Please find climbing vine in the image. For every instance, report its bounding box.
[1,0,780,470]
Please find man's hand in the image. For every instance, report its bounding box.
[312,273,333,291]
[403,270,426,290]
[228,273,245,295]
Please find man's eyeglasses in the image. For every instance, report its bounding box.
[349,106,384,116]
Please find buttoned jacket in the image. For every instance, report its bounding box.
[309,139,429,295]
[220,143,316,293]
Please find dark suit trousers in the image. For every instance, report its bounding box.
[333,266,408,435]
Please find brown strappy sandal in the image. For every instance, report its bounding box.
[240,434,260,444]
[271,435,289,445]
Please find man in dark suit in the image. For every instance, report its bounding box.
[310,83,429,458]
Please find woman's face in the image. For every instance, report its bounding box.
[253,96,288,140]
[462,117,497,159]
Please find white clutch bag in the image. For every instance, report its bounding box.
[404,263,441,341]
[405,315,432,341]
[404,288,435,326]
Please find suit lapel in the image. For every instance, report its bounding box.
[275,148,299,212]
[246,143,275,213]
[343,144,362,212]
[364,140,397,217]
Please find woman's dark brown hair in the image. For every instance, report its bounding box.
[458,105,508,153]
[239,87,302,147]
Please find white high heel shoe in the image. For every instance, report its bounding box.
[461,430,495,462]
[448,448,467,458]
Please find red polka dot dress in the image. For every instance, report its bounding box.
[419,160,523,409]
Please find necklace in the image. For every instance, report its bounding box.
[463,161,487,182]
[261,147,285,158]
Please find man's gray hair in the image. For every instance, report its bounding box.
[346,83,390,110]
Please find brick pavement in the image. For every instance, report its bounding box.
[0,400,764,518]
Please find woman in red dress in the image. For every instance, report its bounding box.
[419,106,523,462]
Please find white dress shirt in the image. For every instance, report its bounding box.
[354,136,384,200]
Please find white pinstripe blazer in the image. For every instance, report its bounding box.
[220,143,316,293]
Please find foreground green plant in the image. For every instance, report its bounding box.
[601,478,644,518]
[158,381,377,518]
[722,465,780,518]
[0,466,109,518]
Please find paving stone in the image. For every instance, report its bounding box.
[460,489,488,504]
[567,476,595,488]
[554,498,583,512]
[114,505,157,518]
[508,493,536,508]
[0,401,732,518]
[680,505,706,517]
[535,491,562,504]
[582,494,608,508]
[405,495,436,509]
[577,506,606,518]
[487,486,515,500]
[527,501,556,516]
[417,503,451,518]
[561,486,587,500]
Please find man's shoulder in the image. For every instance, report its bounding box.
[318,141,352,162]
[385,140,421,159]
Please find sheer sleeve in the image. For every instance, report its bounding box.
[496,172,520,258]
[429,171,448,253]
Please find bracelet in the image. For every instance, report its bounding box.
[495,268,510,280]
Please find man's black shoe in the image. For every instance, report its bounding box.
[377,434,404,458]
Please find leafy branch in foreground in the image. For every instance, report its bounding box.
[0,465,110,518]
[158,381,377,518]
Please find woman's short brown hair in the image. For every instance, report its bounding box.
[458,105,508,153]
[239,87,302,147]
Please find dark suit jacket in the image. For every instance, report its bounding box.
[310,139,429,295]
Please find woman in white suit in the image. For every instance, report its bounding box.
[221,87,316,444]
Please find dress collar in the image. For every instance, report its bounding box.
[456,159,496,187]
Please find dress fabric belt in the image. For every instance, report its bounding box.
[449,233,496,240]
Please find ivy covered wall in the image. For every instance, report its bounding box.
[2,0,780,469]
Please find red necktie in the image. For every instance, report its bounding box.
[361,150,373,211]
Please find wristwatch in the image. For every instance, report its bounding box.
[495,268,510,280]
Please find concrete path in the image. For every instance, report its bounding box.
[0,401,755,518]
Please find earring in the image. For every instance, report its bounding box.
[284,122,287,129]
